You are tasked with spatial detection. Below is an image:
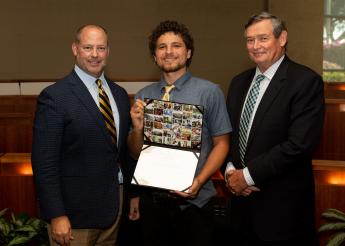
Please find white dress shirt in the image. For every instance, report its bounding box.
[74,65,123,183]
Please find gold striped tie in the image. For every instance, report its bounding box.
[96,79,117,145]
[162,85,175,101]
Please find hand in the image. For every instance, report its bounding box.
[172,178,201,199]
[128,197,140,221]
[50,216,74,246]
[226,169,248,195]
[130,99,146,130]
[225,169,236,193]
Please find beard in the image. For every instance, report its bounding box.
[157,60,187,73]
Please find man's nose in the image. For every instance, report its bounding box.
[253,39,260,49]
[91,48,98,57]
[166,45,173,54]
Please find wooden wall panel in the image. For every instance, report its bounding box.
[313,99,345,161]
[0,96,36,153]
[1,95,343,161]
[0,176,38,217]
[0,94,135,153]
[0,153,37,217]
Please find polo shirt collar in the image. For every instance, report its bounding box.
[158,71,192,92]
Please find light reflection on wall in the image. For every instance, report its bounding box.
[340,104,345,112]
[18,162,33,175]
[336,85,345,91]
[327,172,345,185]
[0,162,33,176]
[314,169,345,186]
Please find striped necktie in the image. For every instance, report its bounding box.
[162,85,175,101]
[96,79,117,145]
[238,74,265,166]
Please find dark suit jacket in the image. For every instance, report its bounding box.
[32,71,134,229]
[224,56,324,240]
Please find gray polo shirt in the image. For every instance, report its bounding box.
[136,71,232,207]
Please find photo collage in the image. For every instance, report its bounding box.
[144,99,203,150]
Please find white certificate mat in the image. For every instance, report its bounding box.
[131,145,199,191]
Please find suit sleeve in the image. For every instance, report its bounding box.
[248,73,325,185]
[31,89,66,220]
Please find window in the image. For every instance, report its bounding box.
[323,0,345,82]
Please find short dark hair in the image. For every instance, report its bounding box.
[149,20,194,67]
[245,12,287,39]
[75,24,108,44]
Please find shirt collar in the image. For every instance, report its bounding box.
[254,55,285,80]
[158,71,192,92]
[74,65,106,89]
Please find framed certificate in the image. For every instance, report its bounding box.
[131,99,203,191]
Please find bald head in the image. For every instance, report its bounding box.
[75,24,109,45]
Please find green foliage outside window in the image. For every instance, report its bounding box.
[323,71,345,82]
[323,0,345,82]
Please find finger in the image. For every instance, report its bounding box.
[64,236,71,246]
[131,105,143,114]
[129,206,139,219]
[172,190,189,197]
[69,228,74,240]
[248,186,261,192]
[54,235,65,246]
[135,99,146,108]
[227,169,235,176]
[186,189,197,198]
[241,190,251,196]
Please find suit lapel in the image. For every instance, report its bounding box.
[68,71,114,148]
[246,57,289,151]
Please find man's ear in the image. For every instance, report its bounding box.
[187,49,191,59]
[279,30,288,47]
[72,42,78,56]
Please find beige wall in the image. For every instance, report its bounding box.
[0,0,322,94]
[268,0,323,74]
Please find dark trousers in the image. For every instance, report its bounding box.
[226,199,319,246]
[139,190,214,246]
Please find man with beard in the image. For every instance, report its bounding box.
[127,20,231,246]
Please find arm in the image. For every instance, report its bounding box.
[31,89,73,245]
[175,133,230,198]
[127,99,146,159]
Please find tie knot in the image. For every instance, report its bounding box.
[164,85,175,94]
[255,74,265,83]
[162,85,175,101]
[96,79,102,88]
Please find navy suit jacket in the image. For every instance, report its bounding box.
[224,57,325,240]
[32,71,134,228]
